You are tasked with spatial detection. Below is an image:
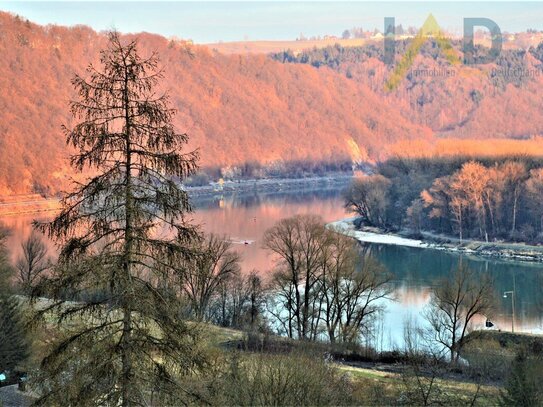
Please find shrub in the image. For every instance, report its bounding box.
[500,349,543,406]
[214,352,354,406]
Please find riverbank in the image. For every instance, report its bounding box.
[329,217,543,263]
[186,174,353,198]
[0,175,353,216]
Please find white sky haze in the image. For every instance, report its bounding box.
[2,1,543,43]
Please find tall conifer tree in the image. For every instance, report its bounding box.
[34,32,203,406]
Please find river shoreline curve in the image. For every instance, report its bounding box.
[328,217,543,263]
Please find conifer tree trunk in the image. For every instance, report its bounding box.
[121,58,134,405]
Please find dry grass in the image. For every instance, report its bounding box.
[338,363,501,405]
[387,137,543,160]
[25,297,506,405]
[204,38,374,55]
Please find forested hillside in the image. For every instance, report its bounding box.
[0,12,429,195]
[273,41,543,139]
[3,11,543,197]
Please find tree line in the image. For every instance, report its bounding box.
[271,38,543,142]
[184,158,354,187]
[344,157,543,243]
[271,40,536,88]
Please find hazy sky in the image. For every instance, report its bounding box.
[3,2,543,43]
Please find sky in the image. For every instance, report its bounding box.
[2,1,543,43]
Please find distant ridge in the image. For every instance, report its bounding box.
[205,37,375,55]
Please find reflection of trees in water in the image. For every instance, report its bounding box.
[535,274,543,314]
[192,185,348,211]
[365,242,543,322]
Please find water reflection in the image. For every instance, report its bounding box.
[1,185,543,346]
[190,187,349,273]
[367,243,543,339]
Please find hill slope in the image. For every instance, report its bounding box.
[4,12,543,197]
[0,12,431,195]
[272,42,543,140]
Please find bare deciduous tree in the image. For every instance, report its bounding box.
[16,232,51,294]
[525,168,543,232]
[501,161,528,235]
[343,175,391,227]
[320,230,392,343]
[263,214,325,340]
[210,270,265,329]
[183,234,241,320]
[452,161,490,241]
[400,316,487,406]
[264,216,392,344]
[425,265,495,363]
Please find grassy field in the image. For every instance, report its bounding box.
[337,363,501,405]
[208,327,505,405]
[22,298,511,405]
[204,38,375,55]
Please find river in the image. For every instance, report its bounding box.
[1,184,542,350]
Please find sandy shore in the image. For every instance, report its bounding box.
[327,218,431,248]
[328,217,543,263]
